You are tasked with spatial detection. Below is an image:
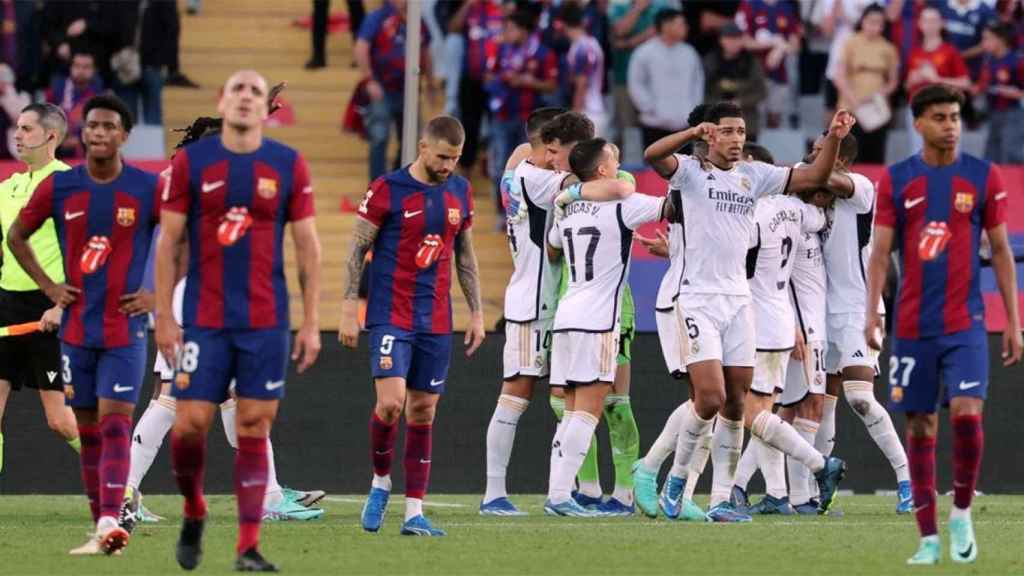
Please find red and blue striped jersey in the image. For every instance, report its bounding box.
[978,50,1024,112]
[17,164,161,348]
[462,0,504,81]
[876,153,1007,339]
[486,35,558,122]
[357,167,474,334]
[163,136,315,330]
[358,3,431,93]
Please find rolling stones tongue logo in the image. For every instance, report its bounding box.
[80,235,112,274]
[918,221,951,262]
[217,206,253,246]
[415,234,443,269]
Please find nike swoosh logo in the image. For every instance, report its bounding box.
[302,185,313,194]
[374,449,392,456]
[904,197,925,209]
[404,210,423,219]
[429,379,445,387]
[65,211,85,220]
[201,180,224,193]
[958,543,974,559]
[419,458,431,464]
[241,479,263,488]
[265,380,285,391]
[112,384,133,393]
[995,191,1007,201]
[959,380,981,390]
[105,483,125,489]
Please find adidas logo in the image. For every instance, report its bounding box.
[134,434,143,444]
[682,279,690,286]
[707,174,715,181]
[852,350,865,358]
[808,328,815,335]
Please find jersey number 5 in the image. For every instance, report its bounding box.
[563,226,601,282]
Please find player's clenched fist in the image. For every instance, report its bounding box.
[828,109,856,139]
[338,299,361,348]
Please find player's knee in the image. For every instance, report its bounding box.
[843,380,877,417]
[405,400,436,425]
[906,414,938,438]
[500,378,533,401]
[375,399,404,424]
[694,391,724,419]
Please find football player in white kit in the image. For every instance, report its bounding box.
[730,190,830,516]
[482,110,635,515]
[544,138,677,516]
[641,102,853,522]
[809,133,913,513]
[120,278,325,531]
[776,215,832,515]
[630,105,712,521]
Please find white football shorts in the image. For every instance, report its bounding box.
[549,329,619,387]
[678,294,756,368]
[778,340,827,406]
[503,318,553,380]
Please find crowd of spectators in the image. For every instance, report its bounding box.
[0,0,197,160]
[352,0,1024,222]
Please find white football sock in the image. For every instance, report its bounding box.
[548,412,570,495]
[732,439,759,491]
[612,485,634,506]
[548,411,599,503]
[127,398,176,490]
[757,437,787,499]
[815,394,837,457]
[220,399,238,449]
[709,416,743,507]
[844,381,910,483]
[788,417,820,506]
[641,401,687,470]
[372,474,392,491]
[405,497,423,521]
[752,411,825,473]
[684,426,712,500]
[950,505,971,521]
[484,394,530,504]
[668,402,714,479]
[263,439,283,507]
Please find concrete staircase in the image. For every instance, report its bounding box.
[165,0,511,331]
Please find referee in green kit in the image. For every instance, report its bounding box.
[0,103,80,473]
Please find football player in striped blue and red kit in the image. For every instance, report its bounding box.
[8,95,159,555]
[155,70,323,572]
[866,85,1022,566]
[339,115,485,537]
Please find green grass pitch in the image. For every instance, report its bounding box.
[1,494,1023,575]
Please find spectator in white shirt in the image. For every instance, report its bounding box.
[627,8,704,149]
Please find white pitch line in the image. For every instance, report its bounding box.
[324,496,467,508]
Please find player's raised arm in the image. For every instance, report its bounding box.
[787,110,856,194]
[339,215,378,349]
[291,216,322,373]
[643,123,714,179]
[455,227,485,357]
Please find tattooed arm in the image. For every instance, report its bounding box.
[338,216,379,348]
[455,227,485,356]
